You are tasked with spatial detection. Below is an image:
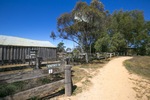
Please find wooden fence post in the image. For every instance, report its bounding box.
[85,53,88,63]
[35,57,39,69]
[65,65,72,96]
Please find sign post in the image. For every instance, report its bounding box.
[47,63,61,74]
[29,50,40,69]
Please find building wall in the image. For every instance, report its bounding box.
[0,45,57,65]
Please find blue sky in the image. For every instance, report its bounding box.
[0,0,150,49]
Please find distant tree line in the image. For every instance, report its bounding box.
[50,0,150,55]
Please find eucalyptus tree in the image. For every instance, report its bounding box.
[57,42,66,52]
[50,31,56,40]
[143,21,150,55]
[51,0,108,53]
[94,9,147,53]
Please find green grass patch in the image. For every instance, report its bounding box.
[124,56,150,78]
[0,81,25,97]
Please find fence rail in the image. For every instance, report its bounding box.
[2,79,65,100]
[0,61,72,99]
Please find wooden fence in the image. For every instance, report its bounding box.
[65,52,117,64]
[0,61,72,100]
[0,52,117,99]
[3,80,65,100]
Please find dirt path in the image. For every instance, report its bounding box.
[58,57,148,100]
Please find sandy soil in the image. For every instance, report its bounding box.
[57,57,150,100]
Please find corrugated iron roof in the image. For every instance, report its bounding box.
[0,35,56,48]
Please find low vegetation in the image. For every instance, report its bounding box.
[0,81,25,97]
[124,56,150,79]
[124,56,150,100]
[0,74,63,98]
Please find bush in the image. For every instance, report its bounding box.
[0,81,26,98]
[0,84,17,97]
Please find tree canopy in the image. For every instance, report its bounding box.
[51,0,150,55]
[57,42,66,53]
[52,0,107,53]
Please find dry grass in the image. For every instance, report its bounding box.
[72,59,108,84]
[124,56,150,100]
[72,59,109,95]
[72,87,82,95]
[124,56,150,79]
[82,78,92,90]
